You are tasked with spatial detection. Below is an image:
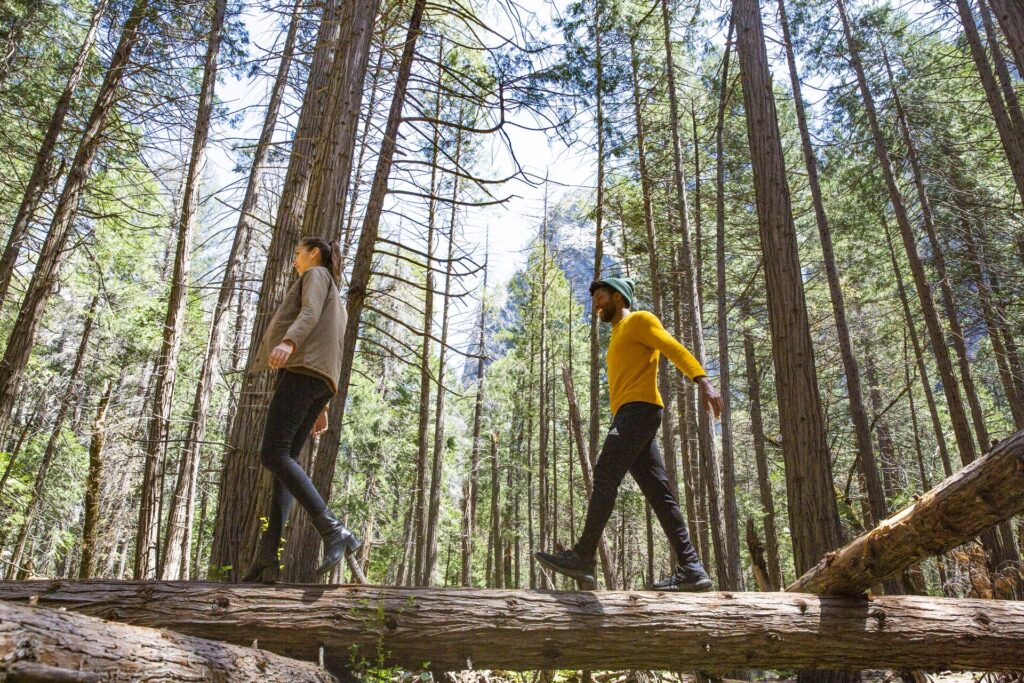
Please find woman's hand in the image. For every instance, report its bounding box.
[312,407,329,437]
[268,340,295,369]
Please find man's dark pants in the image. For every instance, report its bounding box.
[573,401,700,567]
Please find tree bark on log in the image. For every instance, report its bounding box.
[788,428,1024,595]
[0,601,336,681]
[3,581,1024,672]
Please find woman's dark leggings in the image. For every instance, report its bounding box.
[260,370,333,546]
[573,401,701,567]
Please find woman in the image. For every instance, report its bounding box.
[242,236,360,583]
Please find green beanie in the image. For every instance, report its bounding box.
[589,276,635,308]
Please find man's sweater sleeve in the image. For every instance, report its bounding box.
[284,268,329,348]
[635,311,707,382]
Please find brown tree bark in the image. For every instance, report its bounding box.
[789,428,1024,595]
[0,0,108,310]
[712,18,743,590]
[563,367,617,589]
[463,256,488,587]
[953,0,1024,206]
[734,0,844,576]
[989,0,1024,75]
[5,581,1024,672]
[588,0,606,475]
[79,381,112,579]
[141,0,228,581]
[741,301,783,590]
[0,0,150,440]
[778,0,888,531]
[0,601,336,681]
[7,296,98,579]
[979,0,1024,137]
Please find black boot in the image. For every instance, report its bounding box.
[242,530,281,583]
[650,562,713,592]
[312,508,361,578]
[534,549,596,584]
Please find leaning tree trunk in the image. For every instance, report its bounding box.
[0,601,337,681]
[733,0,845,581]
[207,0,351,580]
[778,0,888,530]
[979,0,1024,136]
[297,0,425,583]
[953,0,1024,207]
[0,0,150,440]
[835,0,981,473]
[741,299,783,590]
[989,0,1024,75]
[0,0,108,310]
[7,296,98,579]
[149,0,228,581]
[712,17,743,590]
[79,381,112,579]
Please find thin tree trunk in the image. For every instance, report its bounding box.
[779,0,888,530]
[8,296,98,578]
[0,0,150,439]
[741,300,783,590]
[989,0,1024,75]
[79,381,112,579]
[979,0,1024,136]
[882,219,953,478]
[712,18,743,590]
[883,49,991,453]
[661,0,727,589]
[538,194,550,587]
[463,255,489,586]
[149,0,228,581]
[0,0,109,309]
[588,0,605,473]
[953,0,1024,206]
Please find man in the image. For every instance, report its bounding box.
[535,276,723,591]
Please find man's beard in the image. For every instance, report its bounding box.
[598,305,616,323]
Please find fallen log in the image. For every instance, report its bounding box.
[788,428,1024,595]
[1,580,1023,673]
[0,600,336,681]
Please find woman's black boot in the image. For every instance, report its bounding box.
[312,508,361,578]
[241,531,281,583]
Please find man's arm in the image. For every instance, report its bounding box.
[634,312,724,417]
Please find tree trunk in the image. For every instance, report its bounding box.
[779,0,888,531]
[953,0,1024,207]
[79,381,112,580]
[836,0,981,473]
[6,581,1024,673]
[712,18,743,590]
[563,367,617,589]
[488,434,500,587]
[588,0,605,474]
[734,0,844,575]
[661,0,727,590]
[7,296,98,579]
[145,0,228,581]
[0,0,150,439]
[537,195,550,586]
[741,301,783,590]
[0,601,336,681]
[979,0,1024,137]
[207,0,355,580]
[789,428,1024,595]
[989,0,1024,75]
[882,219,953,478]
[883,49,992,454]
[0,0,108,309]
[463,257,488,587]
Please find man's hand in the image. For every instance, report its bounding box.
[312,407,328,437]
[268,340,295,369]
[698,377,724,419]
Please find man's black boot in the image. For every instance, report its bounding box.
[650,562,713,592]
[312,508,361,578]
[534,549,596,584]
[242,530,281,583]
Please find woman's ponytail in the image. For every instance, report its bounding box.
[299,236,341,286]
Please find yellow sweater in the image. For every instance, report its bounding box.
[607,310,707,415]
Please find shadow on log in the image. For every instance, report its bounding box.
[1,580,1024,673]
[789,428,1024,595]
[0,600,337,681]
